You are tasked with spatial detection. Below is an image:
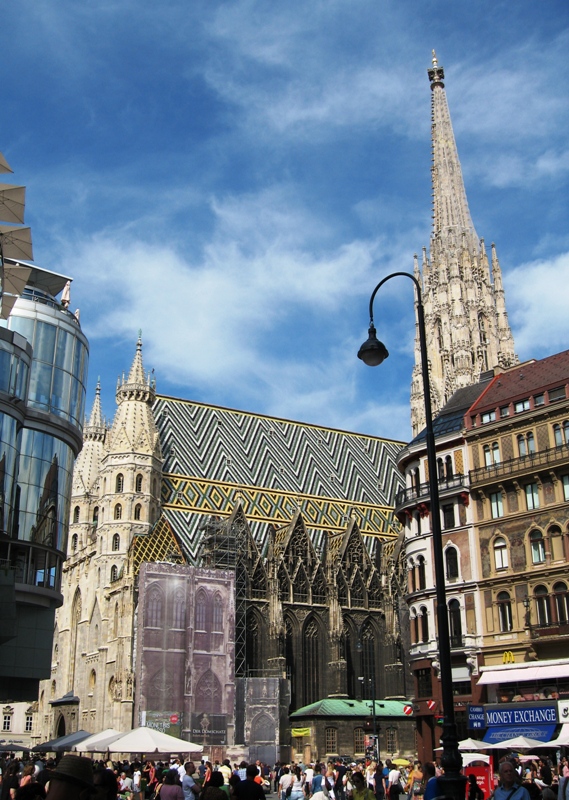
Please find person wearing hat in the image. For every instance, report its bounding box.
[45,755,94,800]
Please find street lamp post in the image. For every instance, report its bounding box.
[357,272,465,800]
[357,640,379,761]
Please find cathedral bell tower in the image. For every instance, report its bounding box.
[410,52,518,435]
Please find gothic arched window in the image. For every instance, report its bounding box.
[195,591,207,631]
[110,564,118,582]
[135,473,143,493]
[115,473,124,493]
[134,504,142,521]
[213,594,223,632]
[302,618,320,706]
[360,621,375,698]
[112,533,120,552]
[147,588,163,628]
[93,506,99,526]
[194,670,222,713]
[172,589,185,629]
[293,566,309,604]
[73,506,80,523]
[284,616,296,708]
[71,533,78,552]
[114,503,122,520]
[350,570,366,608]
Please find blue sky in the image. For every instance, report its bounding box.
[3,0,569,442]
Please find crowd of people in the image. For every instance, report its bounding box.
[1,753,569,800]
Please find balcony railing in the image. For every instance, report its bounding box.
[470,442,569,485]
[395,474,465,507]
[450,635,465,649]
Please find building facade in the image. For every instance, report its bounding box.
[464,351,569,743]
[396,351,569,758]
[410,53,517,436]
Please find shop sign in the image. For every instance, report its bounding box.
[484,702,557,727]
[467,705,485,730]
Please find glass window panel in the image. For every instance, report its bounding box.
[51,368,72,415]
[9,315,34,342]
[34,321,57,363]
[0,349,11,393]
[28,362,53,409]
[54,328,73,370]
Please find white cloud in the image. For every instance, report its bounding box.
[505,251,569,356]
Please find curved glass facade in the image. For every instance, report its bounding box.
[8,297,88,427]
[0,276,89,598]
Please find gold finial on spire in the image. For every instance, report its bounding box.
[432,49,438,67]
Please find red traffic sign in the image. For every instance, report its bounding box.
[170,714,179,724]
[427,699,436,711]
[403,705,413,716]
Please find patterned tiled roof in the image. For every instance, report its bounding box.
[154,395,405,562]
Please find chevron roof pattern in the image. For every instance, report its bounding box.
[154,395,405,562]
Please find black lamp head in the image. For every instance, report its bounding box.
[357,324,389,367]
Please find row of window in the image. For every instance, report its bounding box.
[492,525,566,570]
[410,598,462,646]
[478,387,566,425]
[115,473,144,493]
[409,547,460,591]
[496,583,569,631]
[2,714,33,732]
[482,421,569,465]
[489,481,547,518]
[145,588,225,632]
[322,727,398,755]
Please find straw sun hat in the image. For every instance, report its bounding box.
[51,755,94,788]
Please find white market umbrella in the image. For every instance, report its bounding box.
[0,184,26,224]
[459,738,488,751]
[462,753,490,766]
[74,729,124,753]
[101,726,203,755]
[487,735,547,750]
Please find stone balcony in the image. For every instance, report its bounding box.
[469,442,569,487]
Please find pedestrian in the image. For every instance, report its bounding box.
[493,763,530,800]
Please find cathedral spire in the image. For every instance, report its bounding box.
[428,50,478,253]
[410,54,518,436]
[116,333,155,405]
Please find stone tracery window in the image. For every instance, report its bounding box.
[115,473,124,493]
[303,617,320,706]
[350,570,366,608]
[147,587,163,628]
[194,669,222,713]
[213,594,223,631]
[293,566,309,603]
[172,589,186,629]
[195,591,207,631]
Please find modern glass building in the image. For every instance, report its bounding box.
[0,260,88,699]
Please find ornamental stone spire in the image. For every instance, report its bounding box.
[410,52,518,436]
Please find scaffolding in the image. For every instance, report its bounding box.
[198,513,248,678]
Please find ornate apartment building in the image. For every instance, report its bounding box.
[410,52,518,436]
[396,351,569,759]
